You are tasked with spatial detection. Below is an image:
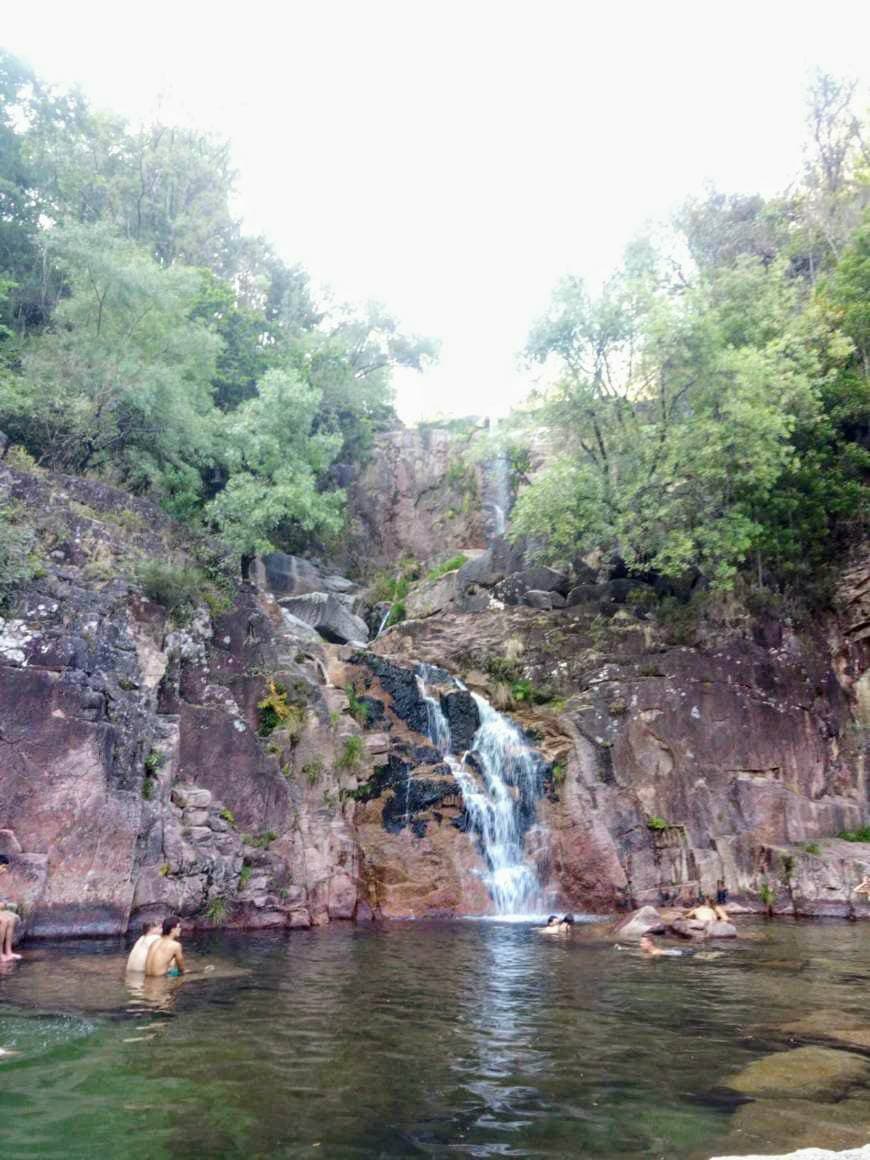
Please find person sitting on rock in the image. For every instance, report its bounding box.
[145,917,186,977]
[0,900,21,963]
[126,920,162,973]
[686,897,720,924]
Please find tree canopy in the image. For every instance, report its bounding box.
[0,49,436,557]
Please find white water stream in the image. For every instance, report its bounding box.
[415,665,545,915]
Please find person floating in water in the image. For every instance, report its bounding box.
[639,934,686,957]
[145,917,185,977]
[540,914,574,934]
[126,920,161,973]
[0,901,21,963]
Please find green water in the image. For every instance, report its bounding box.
[1,918,870,1158]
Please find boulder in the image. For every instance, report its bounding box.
[610,905,666,938]
[525,589,566,610]
[670,917,709,939]
[441,689,481,752]
[171,785,213,810]
[565,583,606,607]
[714,1093,870,1157]
[279,592,369,645]
[457,538,525,590]
[725,1046,870,1101]
[256,553,324,597]
[405,572,458,620]
[707,919,738,938]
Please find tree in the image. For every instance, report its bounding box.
[206,368,345,556]
[0,222,220,514]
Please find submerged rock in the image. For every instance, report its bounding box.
[725,1046,870,1101]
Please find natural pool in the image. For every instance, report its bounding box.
[2,918,870,1159]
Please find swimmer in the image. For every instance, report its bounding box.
[540,914,574,935]
[126,920,161,973]
[144,917,185,977]
[0,901,21,963]
[639,934,687,957]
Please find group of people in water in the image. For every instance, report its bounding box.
[125,918,186,977]
[538,893,734,955]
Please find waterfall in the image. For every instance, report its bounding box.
[484,451,510,542]
[416,665,544,915]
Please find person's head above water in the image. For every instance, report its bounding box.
[162,916,181,937]
[546,915,559,926]
[562,914,574,925]
[639,934,656,949]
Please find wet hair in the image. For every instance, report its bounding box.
[162,916,180,936]
[143,920,160,935]
[546,914,559,926]
[562,914,575,925]
[0,854,9,866]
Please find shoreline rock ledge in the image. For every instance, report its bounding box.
[712,1148,870,1159]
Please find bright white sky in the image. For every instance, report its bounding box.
[4,1,870,421]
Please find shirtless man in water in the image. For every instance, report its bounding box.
[145,917,185,977]
[126,920,161,973]
[0,903,21,963]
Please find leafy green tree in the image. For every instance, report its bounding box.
[206,368,345,556]
[0,222,220,513]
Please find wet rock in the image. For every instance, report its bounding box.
[356,654,430,735]
[707,919,738,938]
[725,1046,870,1101]
[441,688,480,752]
[255,553,325,597]
[494,567,570,606]
[610,905,666,938]
[279,592,369,645]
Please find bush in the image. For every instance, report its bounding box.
[838,826,870,843]
[337,735,364,769]
[346,684,372,726]
[205,896,229,923]
[257,679,306,739]
[425,553,468,582]
[0,503,40,609]
[136,559,205,622]
[646,815,669,831]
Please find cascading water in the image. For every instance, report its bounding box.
[416,664,545,915]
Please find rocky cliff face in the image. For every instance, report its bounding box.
[2,427,869,938]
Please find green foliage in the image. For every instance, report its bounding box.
[550,761,566,786]
[758,881,777,908]
[337,735,364,769]
[144,748,165,774]
[257,679,301,737]
[302,757,324,786]
[803,841,821,855]
[510,677,553,705]
[219,807,236,827]
[142,777,156,801]
[159,863,171,877]
[4,444,39,472]
[838,826,870,843]
[385,601,406,628]
[205,896,229,924]
[646,815,669,831]
[243,831,277,849]
[369,557,420,604]
[0,502,40,608]
[425,553,468,582]
[345,685,372,726]
[0,50,436,563]
[136,560,207,623]
[238,864,252,889]
[511,80,870,605]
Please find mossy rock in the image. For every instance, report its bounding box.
[718,1091,870,1155]
[725,1045,870,1101]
